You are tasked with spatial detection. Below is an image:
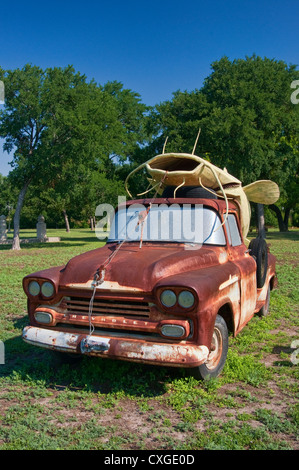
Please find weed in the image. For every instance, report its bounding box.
[223,349,272,386]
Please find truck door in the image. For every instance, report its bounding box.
[225,214,257,331]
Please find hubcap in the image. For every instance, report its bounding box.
[206,327,223,370]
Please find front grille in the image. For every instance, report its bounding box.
[63,296,151,318]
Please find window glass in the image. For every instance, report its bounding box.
[108,205,226,246]
[225,214,242,246]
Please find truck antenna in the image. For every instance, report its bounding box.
[192,128,201,155]
[162,136,169,154]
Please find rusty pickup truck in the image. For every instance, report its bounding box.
[22,193,276,380]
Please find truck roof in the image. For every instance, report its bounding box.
[123,198,239,216]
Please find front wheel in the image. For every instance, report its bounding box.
[192,315,229,380]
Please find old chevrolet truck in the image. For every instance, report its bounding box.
[22,193,276,380]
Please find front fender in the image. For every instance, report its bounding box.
[155,261,240,307]
[154,262,241,348]
[23,265,64,288]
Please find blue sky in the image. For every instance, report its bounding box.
[0,0,298,176]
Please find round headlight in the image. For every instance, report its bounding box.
[41,282,54,298]
[160,289,177,307]
[28,281,40,296]
[178,290,195,308]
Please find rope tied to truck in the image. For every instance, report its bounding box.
[87,171,169,339]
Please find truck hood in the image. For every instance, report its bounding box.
[59,242,226,292]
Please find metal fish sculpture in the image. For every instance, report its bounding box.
[125,152,280,240]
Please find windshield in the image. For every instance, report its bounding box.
[108,204,226,245]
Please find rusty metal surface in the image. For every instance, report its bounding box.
[22,198,277,368]
[22,325,210,367]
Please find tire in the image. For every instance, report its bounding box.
[249,236,268,288]
[258,284,270,317]
[162,185,218,199]
[192,315,229,380]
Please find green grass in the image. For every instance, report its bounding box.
[0,228,298,450]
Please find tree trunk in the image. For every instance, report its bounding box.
[256,204,266,238]
[12,179,31,250]
[269,204,288,232]
[62,209,70,232]
[90,216,94,231]
[284,207,291,229]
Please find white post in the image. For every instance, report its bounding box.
[0,341,4,365]
[36,215,47,242]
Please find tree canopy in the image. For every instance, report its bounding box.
[0,64,149,247]
[0,56,298,243]
[148,55,299,229]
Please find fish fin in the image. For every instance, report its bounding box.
[243,180,280,204]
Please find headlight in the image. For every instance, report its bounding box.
[34,311,53,324]
[161,324,186,338]
[178,290,195,308]
[160,289,177,307]
[28,281,40,296]
[41,281,54,298]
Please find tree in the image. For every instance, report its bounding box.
[268,135,299,230]
[31,80,147,230]
[0,65,148,248]
[102,81,148,162]
[149,55,299,230]
[0,65,93,248]
[199,56,299,230]
[0,174,18,229]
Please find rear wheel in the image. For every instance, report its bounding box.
[192,315,229,380]
[249,237,268,288]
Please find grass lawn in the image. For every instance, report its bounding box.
[0,228,298,450]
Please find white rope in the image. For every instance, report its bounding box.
[173,178,185,198]
[88,283,97,338]
[198,164,229,230]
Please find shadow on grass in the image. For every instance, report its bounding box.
[0,240,104,252]
[271,345,297,368]
[0,334,184,399]
[248,229,299,242]
[266,232,299,242]
[1,229,107,252]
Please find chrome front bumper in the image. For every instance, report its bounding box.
[22,326,209,367]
